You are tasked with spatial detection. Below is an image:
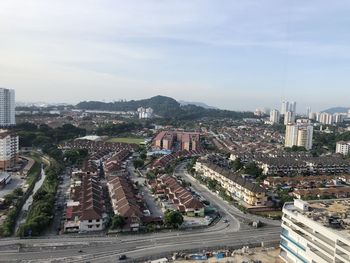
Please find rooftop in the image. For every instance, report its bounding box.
[285,198,350,239]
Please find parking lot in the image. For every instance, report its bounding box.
[0,174,25,198]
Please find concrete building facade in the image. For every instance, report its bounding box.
[0,88,15,127]
[0,130,19,170]
[280,199,350,263]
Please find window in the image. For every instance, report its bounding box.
[88,225,92,229]
[88,220,92,223]
[96,224,100,228]
[96,219,100,222]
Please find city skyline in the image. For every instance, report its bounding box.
[1,1,350,111]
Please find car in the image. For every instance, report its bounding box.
[78,249,83,253]
[119,254,127,260]
[223,219,229,223]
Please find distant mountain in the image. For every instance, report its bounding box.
[323,107,349,114]
[76,95,255,120]
[178,100,218,109]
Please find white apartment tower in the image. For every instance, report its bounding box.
[285,123,313,150]
[281,101,290,115]
[270,109,280,124]
[0,130,19,170]
[319,112,333,125]
[284,111,296,125]
[280,199,350,263]
[0,88,15,127]
[336,141,350,156]
[137,107,154,119]
[289,101,297,113]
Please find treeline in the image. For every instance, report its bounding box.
[0,162,41,237]
[312,131,350,156]
[0,188,25,237]
[17,157,63,237]
[11,123,86,148]
[96,122,143,136]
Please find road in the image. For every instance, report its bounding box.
[0,225,280,262]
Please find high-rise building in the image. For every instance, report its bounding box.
[336,141,350,155]
[289,101,296,113]
[285,123,313,150]
[284,111,295,125]
[285,124,298,148]
[137,107,154,119]
[269,109,280,124]
[308,112,316,120]
[319,112,333,125]
[0,130,19,170]
[296,125,313,150]
[333,113,345,124]
[280,199,350,263]
[0,88,15,127]
[281,101,290,115]
[306,107,311,118]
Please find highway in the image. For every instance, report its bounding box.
[0,226,280,262]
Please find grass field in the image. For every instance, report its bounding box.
[108,137,144,144]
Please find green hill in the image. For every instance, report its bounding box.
[76,95,254,120]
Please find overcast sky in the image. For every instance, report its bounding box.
[1,1,350,112]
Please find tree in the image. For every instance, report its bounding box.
[233,158,243,171]
[133,158,144,169]
[164,210,184,229]
[207,179,218,191]
[111,215,125,230]
[244,162,263,178]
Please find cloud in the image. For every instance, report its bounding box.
[0,0,349,110]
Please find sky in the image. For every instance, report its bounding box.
[1,0,350,112]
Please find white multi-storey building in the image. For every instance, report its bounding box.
[282,101,290,115]
[333,113,345,124]
[270,109,280,124]
[137,107,154,119]
[290,101,297,113]
[0,88,15,127]
[319,112,333,125]
[336,141,350,156]
[280,198,350,263]
[284,111,296,125]
[285,124,313,150]
[0,130,19,170]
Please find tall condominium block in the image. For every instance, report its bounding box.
[336,141,350,155]
[319,112,333,125]
[270,109,280,124]
[289,101,297,113]
[280,199,350,263]
[284,111,296,125]
[285,123,313,150]
[0,88,15,126]
[0,130,19,170]
[281,101,290,115]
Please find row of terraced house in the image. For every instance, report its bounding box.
[194,159,267,207]
[63,139,136,233]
